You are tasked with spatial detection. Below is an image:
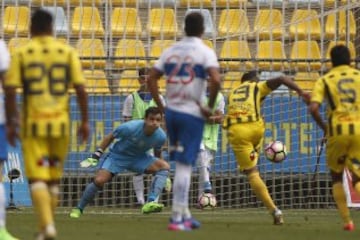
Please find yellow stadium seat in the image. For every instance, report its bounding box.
[325,10,356,40]
[3,6,30,36]
[150,40,175,65]
[33,0,102,6]
[83,70,110,94]
[254,9,284,40]
[290,40,322,71]
[111,0,138,6]
[222,72,243,92]
[202,39,214,49]
[56,38,68,44]
[217,0,248,7]
[118,70,140,93]
[7,37,29,55]
[111,8,142,37]
[218,9,249,37]
[294,72,320,92]
[219,40,253,71]
[256,41,288,71]
[325,41,356,69]
[147,8,178,38]
[325,0,356,5]
[179,0,212,7]
[76,39,106,69]
[114,39,147,68]
[289,9,321,40]
[72,7,104,37]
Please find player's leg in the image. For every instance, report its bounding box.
[132,174,145,205]
[229,123,282,224]
[23,137,58,238]
[0,125,18,240]
[196,149,212,199]
[70,154,115,218]
[327,135,353,230]
[137,157,170,214]
[167,110,204,231]
[338,136,360,231]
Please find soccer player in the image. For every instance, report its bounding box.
[0,40,19,240]
[122,67,167,206]
[69,107,169,217]
[4,9,90,240]
[223,71,309,225]
[148,12,221,231]
[309,45,360,231]
[196,88,225,200]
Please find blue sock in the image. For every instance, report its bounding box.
[78,182,101,211]
[148,169,169,202]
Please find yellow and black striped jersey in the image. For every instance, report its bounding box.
[5,36,85,137]
[223,81,272,128]
[311,65,360,136]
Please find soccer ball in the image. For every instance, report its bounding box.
[264,141,287,163]
[198,193,217,209]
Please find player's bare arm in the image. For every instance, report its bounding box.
[148,68,164,113]
[206,67,221,110]
[266,76,311,104]
[309,102,327,133]
[4,86,18,147]
[74,84,90,144]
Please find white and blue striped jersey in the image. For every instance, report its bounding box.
[0,40,10,125]
[109,120,166,158]
[154,37,219,118]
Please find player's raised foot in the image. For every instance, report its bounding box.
[272,209,284,225]
[0,228,19,240]
[184,217,201,229]
[69,208,82,218]
[343,221,355,231]
[168,219,192,231]
[141,201,164,214]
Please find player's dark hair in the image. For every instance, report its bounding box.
[138,68,150,78]
[145,107,162,118]
[331,45,351,67]
[31,9,53,35]
[185,12,204,37]
[241,71,259,83]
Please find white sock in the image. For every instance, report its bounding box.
[0,183,5,228]
[172,162,192,221]
[133,174,144,204]
[197,150,210,198]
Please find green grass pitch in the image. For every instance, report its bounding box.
[6,208,360,240]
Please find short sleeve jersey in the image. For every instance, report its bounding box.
[110,120,166,157]
[224,81,272,128]
[5,36,85,137]
[311,65,360,136]
[154,37,219,118]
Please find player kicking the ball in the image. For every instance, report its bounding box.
[70,107,170,217]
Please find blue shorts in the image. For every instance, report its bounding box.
[165,109,204,165]
[0,125,7,161]
[98,152,157,175]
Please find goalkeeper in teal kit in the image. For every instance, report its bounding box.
[70,107,170,217]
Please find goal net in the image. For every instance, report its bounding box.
[2,0,360,210]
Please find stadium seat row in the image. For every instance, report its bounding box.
[7,37,355,71]
[75,69,319,94]
[3,0,356,7]
[2,6,357,40]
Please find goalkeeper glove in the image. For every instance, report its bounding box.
[80,148,103,168]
